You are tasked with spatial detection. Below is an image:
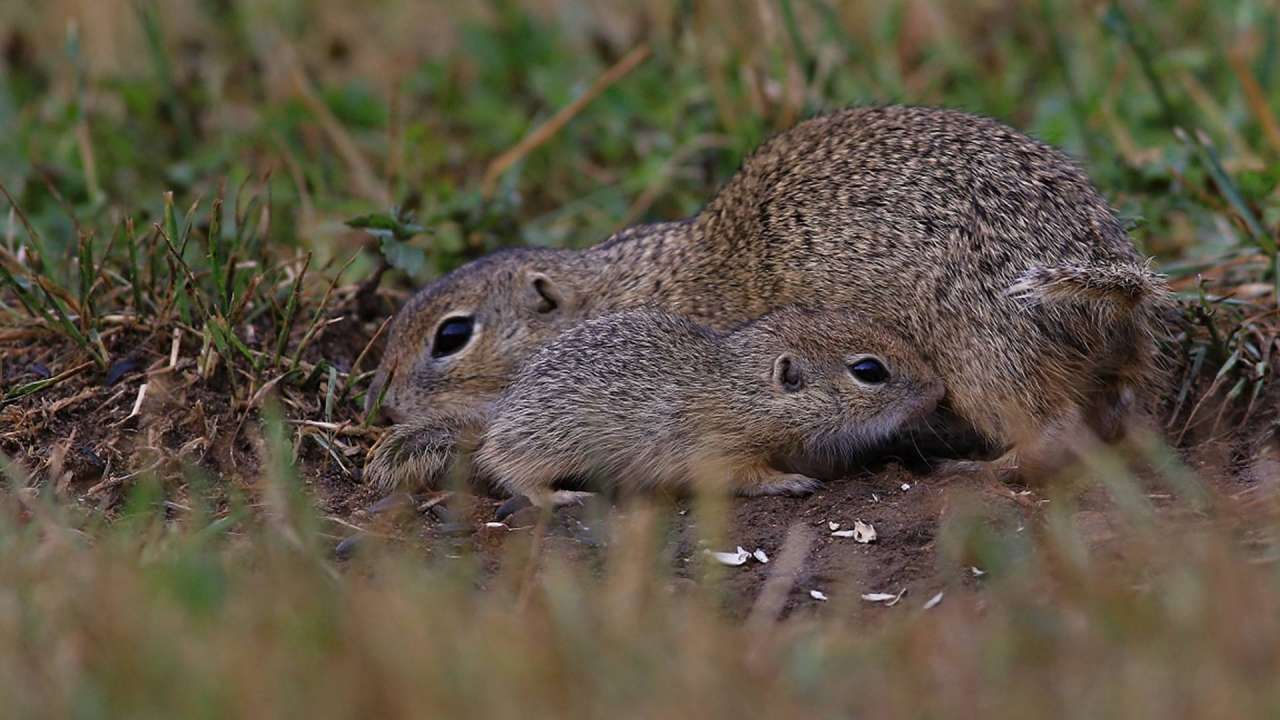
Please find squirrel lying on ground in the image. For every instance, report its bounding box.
[364,105,1168,493]
[462,308,945,505]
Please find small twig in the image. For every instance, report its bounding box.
[85,459,165,497]
[168,327,182,368]
[290,255,357,366]
[244,372,290,413]
[283,45,390,206]
[1,360,95,406]
[290,419,381,439]
[1227,47,1280,155]
[126,383,148,420]
[339,315,392,405]
[481,43,651,196]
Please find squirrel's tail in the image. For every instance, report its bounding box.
[1005,260,1168,313]
[1000,260,1171,442]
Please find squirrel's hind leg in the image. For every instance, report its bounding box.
[735,468,823,497]
[1082,378,1138,444]
[940,394,1136,488]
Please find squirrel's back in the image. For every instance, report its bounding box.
[668,105,1165,443]
[683,105,1137,309]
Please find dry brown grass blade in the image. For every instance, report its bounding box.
[516,509,552,614]
[617,134,731,230]
[349,314,392,380]
[74,119,101,202]
[0,328,46,342]
[695,5,742,136]
[746,523,814,635]
[289,256,358,366]
[282,44,390,207]
[480,43,651,197]
[290,420,381,440]
[1228,47,1280,155]
[1,360,95,406]
[339,314,392,405]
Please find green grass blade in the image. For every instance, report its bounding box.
[273,254,311,367]
[1103,1,1179,127]
[36,283,105,368]
[1178,129,1274,255]
[0,259,44,319]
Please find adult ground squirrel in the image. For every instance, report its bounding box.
[468,308,944,504]
[365,105,1167,492]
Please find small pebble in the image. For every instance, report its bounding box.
[436,522,474,537]
[504,506,542,529]
[334,534,362,560]
[495,495,532,521]
[365,492,414,515]
[105,357,143,386]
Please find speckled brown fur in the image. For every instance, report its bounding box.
[365,105,1168,493]
[472,308,943,503]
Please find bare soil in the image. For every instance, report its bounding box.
[345,426,1279,617]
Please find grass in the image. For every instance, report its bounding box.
[0,0,1279,717]
[2,433,1280,717]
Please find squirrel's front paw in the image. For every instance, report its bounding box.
[363,422,455,494]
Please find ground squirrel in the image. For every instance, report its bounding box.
[466,308,944,504]
[365,105,1168,492]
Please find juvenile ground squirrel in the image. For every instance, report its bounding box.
[467,308,944,504]
[365,105,1167,492]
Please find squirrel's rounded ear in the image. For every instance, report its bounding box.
[772,353,805,392]
[527,272,568,314]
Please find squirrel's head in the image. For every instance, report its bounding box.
[368,248,583,422]
[735,308,946,467]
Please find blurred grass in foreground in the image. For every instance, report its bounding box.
[2,423,1279,718]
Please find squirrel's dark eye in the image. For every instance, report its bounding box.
[849,357,889,384]
[431,316,474,358]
